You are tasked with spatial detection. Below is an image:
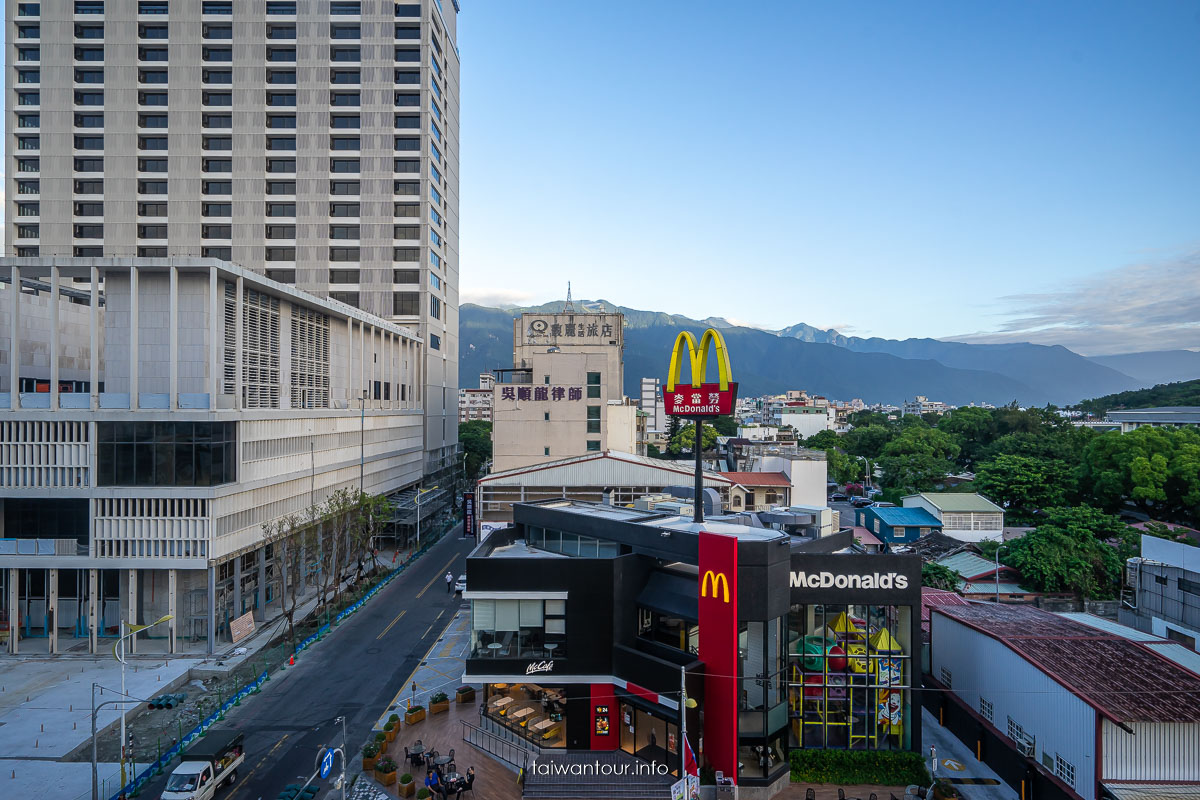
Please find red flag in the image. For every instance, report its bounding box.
[684,735,699,776]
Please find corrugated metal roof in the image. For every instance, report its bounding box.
[478,450,732,488]
[851,526,882,546]
[959,581,1028,595]
[936,552,1001,579]
[910,493,1004,513]
[1060,614,1200,677]
[1104,785,1200,800]
[932,603,1200,724]
[1144,642,1200,678]
[870,506,942,527]
[717,471,791,487]
[920,588,971,627]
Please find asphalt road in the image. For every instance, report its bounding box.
[136,526,475,800]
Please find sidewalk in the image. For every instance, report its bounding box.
[921,708,1019,800]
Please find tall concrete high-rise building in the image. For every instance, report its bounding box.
[4,0,460,476]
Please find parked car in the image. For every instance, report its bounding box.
[830,493,848,502]
[454,574,467,594]
[850,496,874,508]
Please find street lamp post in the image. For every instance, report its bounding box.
[360,388,368,494]
[112,614,174,795]
[994,544,1007,604]
[679,666,698,777]
[92,684,150,800]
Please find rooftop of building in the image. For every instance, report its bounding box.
[893,531,977,561]
[932,603,1200,725]
[1058,612,1200,677]
[528,499,789,543]
[477,450,732,486]
[1106,406,1200,420]
[906,492,1004,513]
[867,506,943,527]
[851,526,882,547]
[935,552,1008,580]
[483,540,567,559]
[717,471,792,487]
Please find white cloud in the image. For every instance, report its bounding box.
[460,288,540,308]
[949,250,1200,355]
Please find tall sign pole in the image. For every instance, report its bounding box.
[663,328,738,524]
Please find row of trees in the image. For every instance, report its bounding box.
[807,405,1200,529]
[262,488,393,652]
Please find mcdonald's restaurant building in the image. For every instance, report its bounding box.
[462,499,923,796]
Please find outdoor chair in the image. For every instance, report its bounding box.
[806,790,816,800]
[839,790,847,800]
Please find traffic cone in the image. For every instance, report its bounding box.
[289,654,295,666]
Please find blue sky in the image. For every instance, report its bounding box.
[458,1,1200,354]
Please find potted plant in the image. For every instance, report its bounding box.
[374,755,398,786]
[429,691,450,715]
[455,685,476,704]
[361,742,380,771]
[383,719,397,742]
[404,704,425,725]
[374,731,387,746]
[933,779,961,800]
[416,789,431,800]
[397,772,416,798]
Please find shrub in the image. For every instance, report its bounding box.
[389,713,401,723]
[430,691,448,704]
[362,743,380,758]
[374,732,387,743]
[407,704,425,712]
[384,721,395,732]
[374,756,398,774]
[416,789,432,799]
[399,773,414,784]
[789,749,931,786]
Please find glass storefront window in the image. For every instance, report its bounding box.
[470,598,566,658]
[637,608,698,654]
[483,683,565,748]
[786,603,912,751]
[619,701,680,776]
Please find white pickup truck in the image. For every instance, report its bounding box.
[161,731,244,800]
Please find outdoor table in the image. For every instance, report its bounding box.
[409,743,426,755]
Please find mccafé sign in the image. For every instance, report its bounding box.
[791,570,910,590]
[663,328,738,418]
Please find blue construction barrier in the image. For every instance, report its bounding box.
[107,527,450,799]
[109,670,268,800]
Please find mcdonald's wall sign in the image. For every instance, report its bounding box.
[698,530,739,784]
[663,328,738,418]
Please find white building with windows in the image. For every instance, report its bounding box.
[902,492,1004,542]
[4,0,460,481]
[0,257,424,655]
[930,603,1200,800]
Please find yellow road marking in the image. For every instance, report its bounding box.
[415,555,459,599]
[229,732,288,799]
[420,624,433,639]
[375,609,407,641]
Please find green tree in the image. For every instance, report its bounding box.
[823,447,858,484]
[459,420,492,478]
[877,426,959,491]
[936,407,997,468]
[974,454,1072,523]
[711,415,739,437]
[844,425,895,459]
[921,563,961,591]
[804,430,842,451]
[1000,506,1136,599]
[668,422,718,455]
[1080,427,1200,524]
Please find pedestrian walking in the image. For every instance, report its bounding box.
[446,571,454,593]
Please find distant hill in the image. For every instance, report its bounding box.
[461,304,1038,405]
[1088,350,1200,387]
[1078,378,1200,415]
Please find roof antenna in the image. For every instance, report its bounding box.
[564,281,575,313]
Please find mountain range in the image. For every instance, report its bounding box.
[459,300,1200,407]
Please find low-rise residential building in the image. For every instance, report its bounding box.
[934,552,1031,601]
[903,493,1005,543]
[1119,534,1200,650]
[902,396,953,416]
[717,471,792,512]
[929,603,1200,800]
[1105,406,1200,433]
[854,506,943,546]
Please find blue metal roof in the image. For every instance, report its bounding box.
[870,506,942,527]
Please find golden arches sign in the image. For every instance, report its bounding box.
[666,328,733,392]
[701,570,731,603]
